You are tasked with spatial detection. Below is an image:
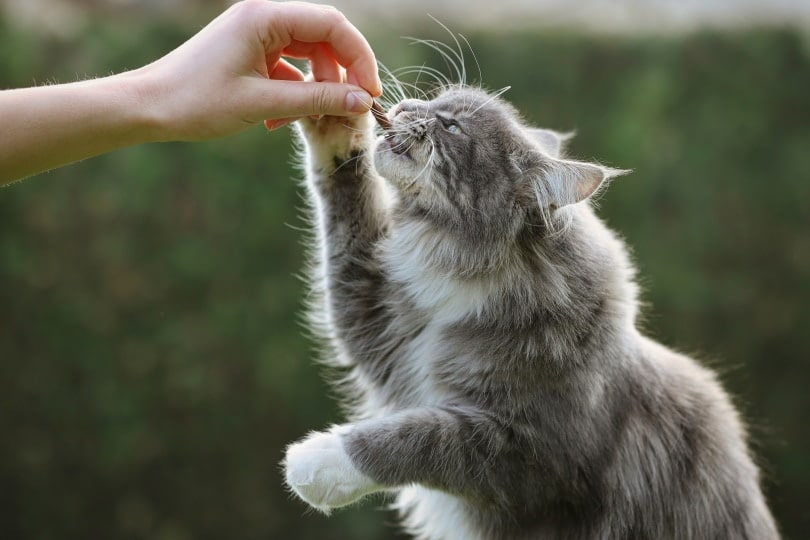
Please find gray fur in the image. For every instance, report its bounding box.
[286,86,778,539]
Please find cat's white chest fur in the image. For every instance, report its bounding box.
[397,321,447,407]
[380,222,498,409]
[360,318,455,413]
[383,221,497,325]
[395,486,485,540]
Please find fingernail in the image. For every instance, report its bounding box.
[345,91,372,114]
[265,118,295,131]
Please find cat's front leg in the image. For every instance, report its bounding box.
[284,407,508,512]
[297,112,387,253]
[297,113,394,360]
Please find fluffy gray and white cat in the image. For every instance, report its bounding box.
[282,84,778,539]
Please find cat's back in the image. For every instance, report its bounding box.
[605,334,779,538]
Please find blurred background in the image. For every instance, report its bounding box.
[1,0,808,538]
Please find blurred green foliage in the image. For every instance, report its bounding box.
[1,13,809,540]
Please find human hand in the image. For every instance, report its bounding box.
[132,0,382,140]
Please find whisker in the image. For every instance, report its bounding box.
[391,64,450,96]
[458,33,483,86]
[468,85,512,116]
[403,38,458,88]
[386,78,432,102]
[378,61,410,105]
[427,16,467,86]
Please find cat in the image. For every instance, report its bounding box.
[282,84,779,539]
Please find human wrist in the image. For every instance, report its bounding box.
[111,67,177,144]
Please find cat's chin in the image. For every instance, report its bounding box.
[377,135,415,162]
[373,139,423,193]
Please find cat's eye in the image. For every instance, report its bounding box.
[437,115,463,135]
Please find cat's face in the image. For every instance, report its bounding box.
[374,88,523,233]
[373,87,625,239]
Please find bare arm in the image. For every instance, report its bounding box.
[0,0,381,186]
[0,77,155,186]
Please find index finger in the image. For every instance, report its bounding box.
[262,2,382,96]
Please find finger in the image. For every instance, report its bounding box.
[282,41,343,84]
[252,79,372,119]
[269,58,305,82]
[262,2,381,96]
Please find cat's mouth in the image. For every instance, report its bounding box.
[383,134,414,159]
[371,101,411,159]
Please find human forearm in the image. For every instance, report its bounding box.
[0,72,159,186]
[0,1,381,186]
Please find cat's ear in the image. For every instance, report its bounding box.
[519,156,629,209]
[527,128,575,158]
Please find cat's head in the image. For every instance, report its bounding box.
[373,86,626,240]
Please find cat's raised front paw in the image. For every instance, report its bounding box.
[284,427,381,513]
[297,113,374,168]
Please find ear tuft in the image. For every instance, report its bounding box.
[537,158,630,209]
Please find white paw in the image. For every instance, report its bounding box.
[284,427,381,513]
[297,113,375,170]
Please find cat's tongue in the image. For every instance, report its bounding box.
[370,100,392,131]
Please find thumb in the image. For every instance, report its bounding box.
[257,80,373,119]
